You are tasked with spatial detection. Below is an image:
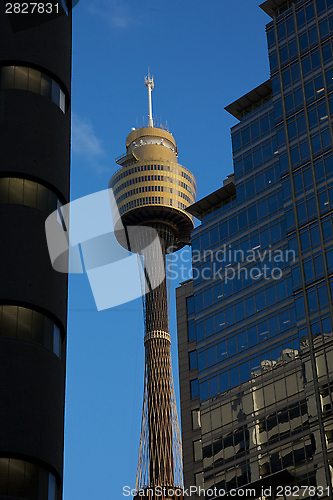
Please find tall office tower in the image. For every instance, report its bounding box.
[176,0,333,497]
[0,4,71,500]
[109,75,197,498]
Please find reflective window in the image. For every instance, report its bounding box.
[192,409,201,430]
[191,379,199,399]
[193,439,202,461]
[186,295,195,315]
[0,305,63,358]
[0,458,58,499]
[0,66,66,112]
[0,177,60,216]
[189,350,197,370]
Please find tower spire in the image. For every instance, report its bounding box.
[145,68,154,127]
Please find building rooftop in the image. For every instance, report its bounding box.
[225,79,272,120]
[259,0,291,18]
[186,177,235,221]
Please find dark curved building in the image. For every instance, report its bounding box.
[0,3,71,499]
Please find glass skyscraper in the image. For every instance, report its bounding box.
[176,0,333,497]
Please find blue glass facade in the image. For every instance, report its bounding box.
[177,0,333,496]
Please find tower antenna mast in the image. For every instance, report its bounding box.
[145,68,154,127]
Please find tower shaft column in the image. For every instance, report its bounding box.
[143,231,173,486]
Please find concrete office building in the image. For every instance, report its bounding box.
[177,0,333,497]
[0,4,71,499]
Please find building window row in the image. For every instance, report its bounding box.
[299,222,321,253]
[195,307,297,373]
[193,207,285,260]
[112,174,195,198]
[231,111,274,151]
[0,66,66,113]
[191,287,293,346]
[115,184,192,205]
[0,177,61,216]
[197,332,303,402]
[234,140,278,178]
[0,305,62,358]
[236,164,280,204]
[111,163,196,190]
[200,195,236,224]
[118,196,191,215]
[0,457,58,499]
[194,248,289,308]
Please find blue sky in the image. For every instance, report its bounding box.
[65,1,272,498]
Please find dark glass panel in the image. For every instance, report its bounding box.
[269,52,278,71]
[297,9,306,28]
[308,106,317,128]
[0,177,9,202]
[24,461,39,500]
[306,3,315,20]
[209,376,219,397]
[325,155,333,175]
[189,351,197,370]
[260,115,270,134]
[294,87,303,108]
[232,132,241,151]
[303,168,313,189]
[311,50,321,70]
[288,119,297,139]
[299,32,309,52]
[229,367,240,388]
[187,296,195,315]
[321,128,331,149]
[312,133,321,155]
[323,42,333,63]
[289,40,297,59]
[217,341,227,362]
[280,45,289,65]
[320,19,330,38]
[302,55,312,75]
[207,346,217,367]
[250,121,260,139]
[28,68,41,94]
[285,93,294,113]
[41,73,52,99]
[291,63,301,83]
[188,323,196,342]
[308,26,317,46]
[277,22,286,40]
[23,179,38,208]
[241,127,250,145]
[197,351,206,371]
[294,172,303,194]
[17,307,32,341]
[286,16,295,35]
[14,66,28,90]
[315,159,325,180]
[51,80,60,106]
[272,76,280,95]
[1,66,14,89]
[267,29,276,48]
[191,379,199,399]
[300,141,310,161]
[316,0,326,14]
[8,459,25,498]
